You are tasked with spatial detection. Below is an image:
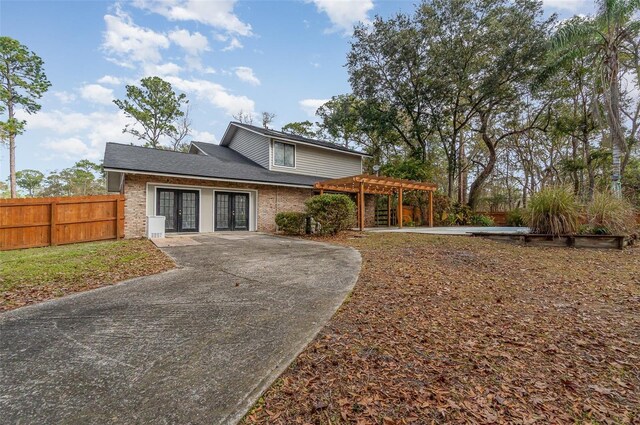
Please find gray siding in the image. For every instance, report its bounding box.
[227,128,270,168]
[270,140,362,179]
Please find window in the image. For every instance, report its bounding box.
[273,141,295,167]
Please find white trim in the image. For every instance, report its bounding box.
[105,168,316,189]
[145,181,258,232]
[272,140,296,169]
[223,122,372,158]
[189,142,209,155]
[152,185,203,233]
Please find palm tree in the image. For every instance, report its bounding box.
[551,0,640,197]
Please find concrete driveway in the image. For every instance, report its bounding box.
[0,233,361,425]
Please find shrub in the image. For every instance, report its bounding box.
[275,211,307,235]
[305,194,356,235]
[441,202,473,225]
[584,191,637,235]
[527,187,580,236]
[506,208,526,227]
[470,214,495,227]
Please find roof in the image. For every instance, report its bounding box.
[103,142,326,187]
[220,122,372,157]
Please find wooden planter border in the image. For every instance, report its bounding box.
[470,232,636,250]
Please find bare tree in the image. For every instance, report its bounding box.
[261,111,276,128]
[168,107,192,152]
[232,110,254,125]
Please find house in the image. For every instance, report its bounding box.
[103,122,377,237]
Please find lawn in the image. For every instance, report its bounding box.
[0,239,174,311]
[244,233,640,424]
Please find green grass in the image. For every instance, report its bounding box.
[0,239,174,311]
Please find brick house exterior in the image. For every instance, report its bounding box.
[104,122,375,238]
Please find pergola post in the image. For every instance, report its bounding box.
[319,189,324,195]
[398,188,403,229]
[387,194,391,227]
[429,190,434,227]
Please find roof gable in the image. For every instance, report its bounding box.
[220,122,372,157]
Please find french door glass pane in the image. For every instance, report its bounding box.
[234,195,248,229]
[216,193,230,230]
[181,192,197,230]
[158,191,175,231]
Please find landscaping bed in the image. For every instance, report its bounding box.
[471,232,637,250]
[244,232,640,424]
[0,239,174,311]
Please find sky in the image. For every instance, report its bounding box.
[0,0,595,176]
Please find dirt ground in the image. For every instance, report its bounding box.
[244,233,639,424]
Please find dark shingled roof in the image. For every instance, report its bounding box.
[103,142,326,187]
[222,122,372,156]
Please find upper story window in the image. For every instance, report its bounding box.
[273,141,295,168]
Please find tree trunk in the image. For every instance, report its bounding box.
[468,113,497,210]
[8,97,17,198]
[607,51,624,197]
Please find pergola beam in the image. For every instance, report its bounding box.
[314,174,438,231]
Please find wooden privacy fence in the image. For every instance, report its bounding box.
[0,194,124,251]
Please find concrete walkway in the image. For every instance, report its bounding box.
[367,226,529,235]
[0,233,361,425]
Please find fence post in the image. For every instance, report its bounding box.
[50,201,57,246]
[116,197,122,240]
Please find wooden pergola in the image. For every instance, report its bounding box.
[314,174,438,231]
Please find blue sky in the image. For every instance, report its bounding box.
[0,0,594,176]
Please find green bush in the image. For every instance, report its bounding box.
[506,208,526,227]
[470,214,495,227]
[275,211,307,235]
[527,187,580,236]
[305,194,356,235]
[441,202,473,225]
[584,191,637,235]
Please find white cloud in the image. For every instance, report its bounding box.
[234,66,260,86]
[543,0,590,11]
[164,76,255,115]
[41,137,97,160]
[168,28,210,55]
[24,110,132,161]
[102,8,170,67]
[80,84,115,105]
[142,62,183,77]
[299,98,328,117]
[191,129,217,143]
[132,0,252,36]
[308,0,373,34]
[222,37,243,51]
[97,75,122,85]
[53,91,76,104]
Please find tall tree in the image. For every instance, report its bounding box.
[113,76,188,149]
[282,120,318,138]
[15,169,43,196]
[0,37,51,198]
[551,0,640,196]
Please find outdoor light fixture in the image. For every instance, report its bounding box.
[373,164,381,176]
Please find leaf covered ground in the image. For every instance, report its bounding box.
[0,239,174,311]
[244,233,639,424]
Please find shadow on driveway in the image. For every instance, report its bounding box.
[0,233,361,424]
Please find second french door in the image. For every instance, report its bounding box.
[215,192,250,231]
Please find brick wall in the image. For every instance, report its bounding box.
[123,174,313,238]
